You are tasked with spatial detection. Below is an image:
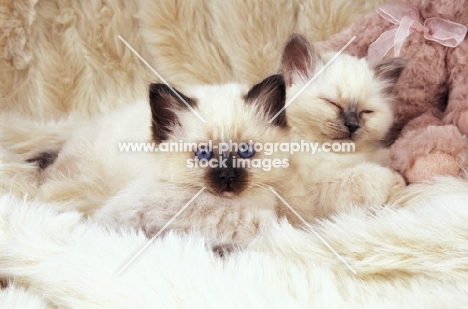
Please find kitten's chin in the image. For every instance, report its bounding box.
[221,189,236,198]
[320,131,351,143]
[332,137,353,142]
[326,134,353,143]
[205,186,240,199]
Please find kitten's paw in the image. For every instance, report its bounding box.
[354,165,406,206]
[212,244,238,258]
[326,163,406,211]
[388,170,406,198]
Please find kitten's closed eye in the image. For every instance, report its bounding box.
[360,110,374,114]
[323,98,342,111]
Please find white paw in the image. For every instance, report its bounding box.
[322,163,405,212]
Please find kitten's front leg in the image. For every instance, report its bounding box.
[315,163,405,216]
[92,181,277,251]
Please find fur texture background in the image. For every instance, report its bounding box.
[1,180,468,308]
[2,0,468,307]
[1,0,385,118]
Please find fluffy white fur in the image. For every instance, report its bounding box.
[0,0,386,119]
[0,285,51,309]
[1,176,468,308]
[138,0,387,87]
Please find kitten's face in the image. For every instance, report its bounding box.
[282,34,405,147]
[288,53,396,144]
[148,76,291,198]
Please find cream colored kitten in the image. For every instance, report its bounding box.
[29,76,292,247]
[277,34,406,221]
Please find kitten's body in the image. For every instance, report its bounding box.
[31,78,291,247]
[1,36,406,246]
[278,35,406,221]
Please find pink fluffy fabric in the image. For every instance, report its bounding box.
[391,124,468,182]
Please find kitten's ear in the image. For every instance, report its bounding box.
[281,34,319,86]
[149,83,196,142]
[372,58,407,94]
[244,74,287,128]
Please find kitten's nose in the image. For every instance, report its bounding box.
[344,112,359,134]
[219,167,236,183]
[346,123,359,133]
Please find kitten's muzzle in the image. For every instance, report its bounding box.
[343,112,360,134]
[219,167,236,184]
[205,153,248,198]
[219,167,237,197]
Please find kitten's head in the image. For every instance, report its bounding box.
[148,75,291,198]
[281,34,406,148]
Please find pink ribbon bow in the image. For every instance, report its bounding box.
[366,2,467,63]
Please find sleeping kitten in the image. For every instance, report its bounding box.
[34,75,291,247]
[277,34,406,221]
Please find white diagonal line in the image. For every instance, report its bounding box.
[118,35,207,124]
[117,187,206,275]
[269,186,357,275]
[268,36,356,124]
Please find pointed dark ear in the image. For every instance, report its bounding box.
[149,84,196,142]
[244,74,287,128]
[281,34,319,86]
[372,58,407,94]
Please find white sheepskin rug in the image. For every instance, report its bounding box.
[1,177,468,308]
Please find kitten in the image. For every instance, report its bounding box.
[277,34,407,221]
[35,75,292,247]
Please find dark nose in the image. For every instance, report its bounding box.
[345,123,359,133]
[344,112,359,134]
[219,167,236,184]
